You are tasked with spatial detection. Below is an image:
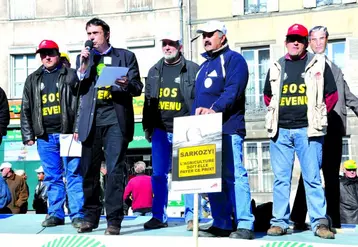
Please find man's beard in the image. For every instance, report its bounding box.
[164,50,179,61]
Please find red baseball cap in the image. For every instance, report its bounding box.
[286,24,308,37]
[36,40,59,53]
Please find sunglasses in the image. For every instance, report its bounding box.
[346,169,357,172]
[40,49,58,57]
[286,35,307,44]
[202,31,216,39]
[162,40,179,47]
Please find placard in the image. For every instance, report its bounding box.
[171,113,222,194]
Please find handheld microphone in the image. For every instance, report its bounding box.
[81,40,94,66]
[84,40,94,51]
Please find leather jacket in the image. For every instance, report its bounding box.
[20,65,79,144]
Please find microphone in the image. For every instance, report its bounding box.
[84,40,93,51]
[81,40,93,67]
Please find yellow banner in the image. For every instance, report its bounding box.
[133,93,144,117]
[178,144,216,177]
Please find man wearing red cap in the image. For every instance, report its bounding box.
[20,39,84,228]
[263,24,337,239]
[291,26,358,230]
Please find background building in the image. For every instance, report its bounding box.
[188,0,358,203]
[0,0,185,209]
[0,0,357,207]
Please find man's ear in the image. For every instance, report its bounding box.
[106,31,111,42]
[221,35,227,44]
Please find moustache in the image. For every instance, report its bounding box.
[205,41,212,46]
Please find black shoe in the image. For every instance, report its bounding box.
[144,218,168,229]
[71,217,84,228]
[229,228,255,239]
[77,221,98,233]
[41,216,65,227]
[293,222,309,231]
[199,226,232,237]
[105,225,120,235]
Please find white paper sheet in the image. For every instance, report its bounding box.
[59,134,82,157]
[95,66,129,88]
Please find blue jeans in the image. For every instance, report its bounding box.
[201,197,211,214]
[151,128,200,223]
[270,128,327,232]
[184,193,202,223]
[37,134,84,220]
[208,134,254,231]
[133,211,153,216]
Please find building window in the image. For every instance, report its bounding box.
[67,0,93,16]
[9,0,35,20]
[242,47,270,114]
[10,54,37,98]
[244,141,273,193]
[127,0,153,11]
[317,0,342,7]
[245,0,267,14]
[341,137,351,163]
[325,40,345,69]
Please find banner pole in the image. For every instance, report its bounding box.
[193,193,199,247]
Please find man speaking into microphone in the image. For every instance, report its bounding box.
[75,18,143,235]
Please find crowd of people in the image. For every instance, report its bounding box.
[0,17,357,240]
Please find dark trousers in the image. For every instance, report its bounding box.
[291,130,342,228]
[35,203,48,214]
[81,123,128,227]
[0,207,12,214]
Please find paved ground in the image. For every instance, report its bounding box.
[0,214,357,245]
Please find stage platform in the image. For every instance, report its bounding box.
[0,214,357,247]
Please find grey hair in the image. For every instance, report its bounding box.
[134,161,146,174]
[218,31,225,39]
[217,31,228,45]
[308,26,329,40]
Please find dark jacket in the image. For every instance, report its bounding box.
[192,44,248,136]
[339,176,358,224]
[326,58,358,136]
[0,87,10,140]
[6,173,29,214]
[32,181,48,213]
[76,47,143,142]
[20,65,80,144]
[142,56,199,133]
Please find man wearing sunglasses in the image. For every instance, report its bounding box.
[339,159,358,224]
[264,24,337,239]
[193,20,255,240]
[291,26,358,230]
[142,33,200,231]
[20,40,84,228]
